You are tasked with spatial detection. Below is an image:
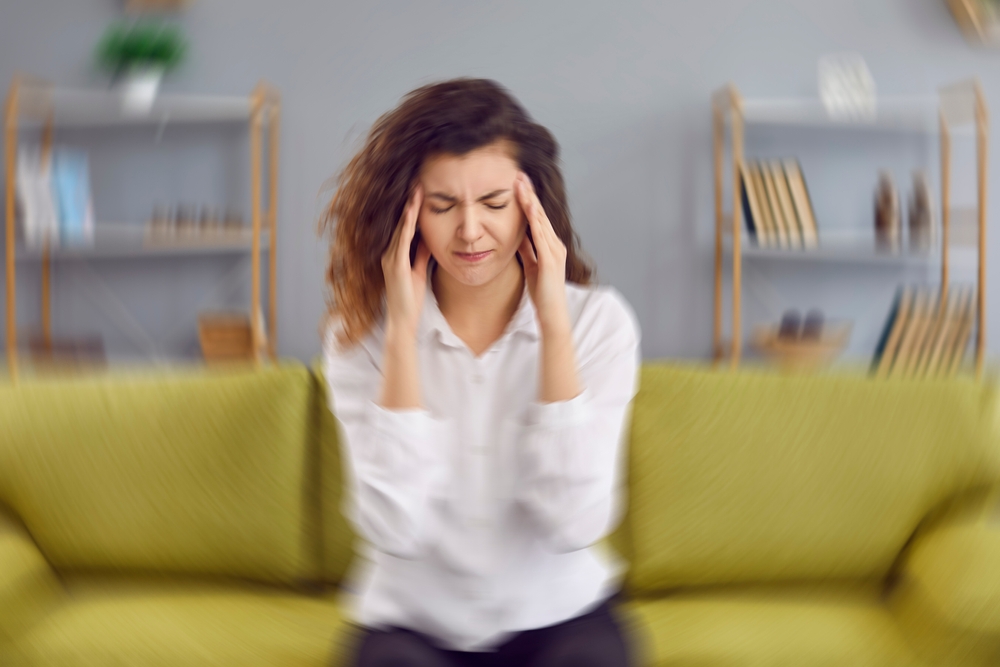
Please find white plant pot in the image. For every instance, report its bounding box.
[119,66,165,115]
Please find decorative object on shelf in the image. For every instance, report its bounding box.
[198,311,259,365]
[52,148,95,247]
[740,159,818,250]
[871,284,975,379]
[908,171,935,252]
[144,204,246,245]
[946,0,1000,45]
[778,309,801,339]
[818,53,876,122]
[752,319,852,372]
[28,333,106,372]
[802,309,825,340]
[95,21,187,113]
[15,146,60,250]
[15,145,95,249]
[874,171,901,252]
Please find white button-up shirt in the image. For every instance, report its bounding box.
[322,278,641,652]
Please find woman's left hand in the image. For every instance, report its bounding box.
[515,172,570,334]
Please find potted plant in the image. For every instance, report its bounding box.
[95,21,186,112]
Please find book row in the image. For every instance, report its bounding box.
[740,159,819,250]
[871,285,976,379]
[16,145,95,250]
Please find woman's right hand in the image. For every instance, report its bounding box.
[382,184,431,339]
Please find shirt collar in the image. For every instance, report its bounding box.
[418,262,539,348]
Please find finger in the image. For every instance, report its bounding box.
[518,232,538,267]
[412,237,431,278]
[517,177,550,258]
[515,174,535,222]
[395,185,423,264]
[386,192,413,257]
[520,174,560,249]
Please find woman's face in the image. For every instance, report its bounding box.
[417,140,526,288]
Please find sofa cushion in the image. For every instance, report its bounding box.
[625,364,1000,592]
[624,583,921,666]
[0,504,64,650]
[12,575,353,667]
[0,365,318,585]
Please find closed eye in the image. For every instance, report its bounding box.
[484,202,508,210]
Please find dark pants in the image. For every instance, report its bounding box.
[351,600,631,667]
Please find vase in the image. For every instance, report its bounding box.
[118,65,164,114]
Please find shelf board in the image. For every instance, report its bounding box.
[735,92,977,135]
[15,86,254,128]
[722,231,976,268]
[741,96,944,134]
[15,224,269,261]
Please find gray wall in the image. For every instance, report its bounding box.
[1,0,998,364]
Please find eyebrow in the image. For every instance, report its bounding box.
[427,189,510,203]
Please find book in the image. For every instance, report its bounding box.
[902,288,939,378]
[872,286,910,377]
[749,164,774,247]
[52,147,95,247]
[890,289,928,379]
[783,160,819,249]
[15,146,60,250]
[770,160,802,248]
[760,164,789,248]
[914,291,951,378]
[925,286,965,377]
[740,163,762,245]
[946,288,977,375]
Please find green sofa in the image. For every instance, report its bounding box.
[0,362,998,666]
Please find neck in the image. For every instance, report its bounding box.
[432,259,525,345]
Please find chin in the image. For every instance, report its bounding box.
[439,254,510,288]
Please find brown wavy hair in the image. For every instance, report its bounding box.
[320,78,593,347]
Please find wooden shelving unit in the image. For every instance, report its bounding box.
[3,75,281,380]
[712,79,989,377]
[947,0,1000,46]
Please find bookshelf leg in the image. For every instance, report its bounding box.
[5,80,19,380]
[250,95,263,366]
[730,103,743,369]
[713,103,723,363]
[267,100,279,363]
[975,86,988,379]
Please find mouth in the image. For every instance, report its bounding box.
[454,250,492,263]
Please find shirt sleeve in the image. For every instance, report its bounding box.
[322,326,446,560]
[517,290,641,554]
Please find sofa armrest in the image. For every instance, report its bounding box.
[0,505,62,643]
[890,487,1000,666]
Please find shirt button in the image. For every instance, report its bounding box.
[472,373,484,384]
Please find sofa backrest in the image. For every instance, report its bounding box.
[0,364,319,586]
[623,364,1000,594]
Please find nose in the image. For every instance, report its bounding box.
[456,204,484,244]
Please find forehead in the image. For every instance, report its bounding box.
[420,141,518,193]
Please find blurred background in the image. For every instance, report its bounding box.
[0,0,997,367]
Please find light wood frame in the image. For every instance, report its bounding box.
[712,80,989,378]
[947,0,1000,45]
[3,75,280,380]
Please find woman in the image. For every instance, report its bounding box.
[321,78,640,667]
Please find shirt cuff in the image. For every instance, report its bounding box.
[363,401,443,472]
[524,388,591,430]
